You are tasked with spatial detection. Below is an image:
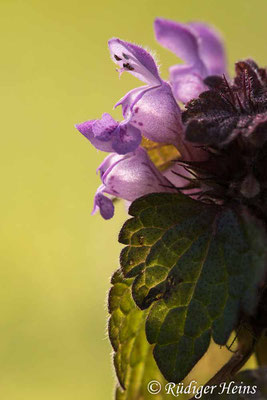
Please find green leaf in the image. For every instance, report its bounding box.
[119,193,266,383]
[109,269,169,400]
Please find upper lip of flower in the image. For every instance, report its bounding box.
[153,17,227,103]
[108,37,163,86]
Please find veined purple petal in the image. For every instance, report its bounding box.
[76,120,114,152]
[115,85,156,118]
[76,116,141,155]
[116,82,184,148]
[97,153,123,177]
[189,22,227,76]
[154,18,227,103]
[154,18,206,72]
[101,148,176,202]
[112,123,142,154]
[93,190,114,220]
[108,38,162,85]
[92,113,118,141]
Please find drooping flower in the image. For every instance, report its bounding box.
[154,18,227,103]
[93,147,177,219]
[76,113,141,154]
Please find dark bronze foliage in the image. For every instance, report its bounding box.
[183,60,267,147]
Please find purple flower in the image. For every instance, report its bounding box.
[154,18,227,103]
[76,20,231,219]
[93,148,176,219]
[76,113,141,154]
[108,38,185,150]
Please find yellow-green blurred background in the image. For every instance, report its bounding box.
[0,0,266,399]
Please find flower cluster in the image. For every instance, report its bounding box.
[76,18,266,219]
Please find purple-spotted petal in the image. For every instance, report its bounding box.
[92,113,118,141]
[76,120,114,152]
[117,82,184,148]
[76,116,140,155]
[93,191,114,219]
[108,38,162,85]
[154,18,206,72]
[111,123,142,154]
[189,22,227,76]
[115,85,156,119]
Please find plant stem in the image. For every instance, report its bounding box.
[188,327,256,400]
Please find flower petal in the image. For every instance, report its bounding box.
[76,116,141,155]
[108,38,162,85]
[154,18,206,72]
[93,191,114,219]
[116,82,184,147]
[112,123,142,154]
[102,148,175,201]
[97,153,123,177]
[170,64,207,103]
[189,22,227,76]
[76,120,114,152]
[92,113,118,141]
[115,85,155,118]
